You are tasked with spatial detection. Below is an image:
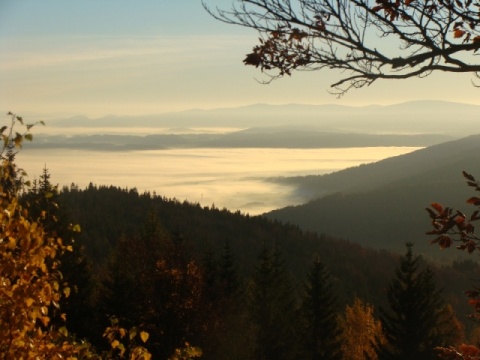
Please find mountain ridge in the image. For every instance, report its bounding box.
[265,134,480,261]
[44,100,480,137]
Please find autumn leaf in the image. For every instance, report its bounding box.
[63,286,71,298]
[244,52,262,67]
[140,331,149,343]
[467,197,480,206]
[430,202,443,213]
[454,29,466,38]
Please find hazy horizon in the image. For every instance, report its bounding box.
[3,2,480,118]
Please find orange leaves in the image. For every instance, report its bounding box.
[438,344,480,359]
[426,202,476,252]
[454,29,466,38]
[0,189,78,357]
[427,171,480,259]
[431,202,444,213]
[459,344,480,357]
[339,297,386,359]
[467,197,480,206]
[103,319,152,359]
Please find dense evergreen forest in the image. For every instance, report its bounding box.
[15,166,480,358]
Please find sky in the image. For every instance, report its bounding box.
[1,0,480,119]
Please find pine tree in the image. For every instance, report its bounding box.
[301,256,342,360]
[248,245,300,360]
[219,240,240,298]
[25,166,94,340]
[378,242,457,360]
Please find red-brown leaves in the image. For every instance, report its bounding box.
[244,52,263,67]
[454,28,466,38]
[243,26,313,77]
[467,197,480,206]
[427,171,480,255]
[431,202,444,213]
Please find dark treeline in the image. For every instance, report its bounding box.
[19,170,480,359]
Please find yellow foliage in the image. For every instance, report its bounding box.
[140,331,149,343]
[0,192,80,358]
[169,342,203,360]
[339,297,386,360]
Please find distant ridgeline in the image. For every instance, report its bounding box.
[29,131,451,151]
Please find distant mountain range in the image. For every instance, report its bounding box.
[30,130,451,150]
[45,100,480,137]
[33,100,480,150]
[265,134,480,262]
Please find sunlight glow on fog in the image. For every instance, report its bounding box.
[17,147,420,215]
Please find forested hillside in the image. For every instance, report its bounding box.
[3,117,480,359]
[267,134,480,259]
[3,157,479,359]
[54,184,478,329]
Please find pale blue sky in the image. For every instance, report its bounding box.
[1,0,479,118]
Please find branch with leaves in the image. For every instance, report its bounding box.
[426,172,480,359]
[204,0,480,96]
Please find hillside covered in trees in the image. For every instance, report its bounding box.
[1,115,480,359]
[21,175,480,357]
[267,134,480,261]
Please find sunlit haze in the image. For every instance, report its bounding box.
[0,1,476,215]
[1,1,480,118]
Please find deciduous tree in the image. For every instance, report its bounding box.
[339,297,386,360]
[204,0,480,95]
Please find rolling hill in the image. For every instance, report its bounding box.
[265,134,480,262]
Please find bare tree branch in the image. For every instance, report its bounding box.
[203,0,480,96]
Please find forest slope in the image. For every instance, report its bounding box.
[57,185,478,326]
[266,134,480,260]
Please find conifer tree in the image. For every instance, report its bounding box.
[378,242,458,360]
[248,245,300,360]
[219,240,240,298]
[24,166,94,340]
[301,256,342,360]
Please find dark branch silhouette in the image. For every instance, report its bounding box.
[203,0,480,96]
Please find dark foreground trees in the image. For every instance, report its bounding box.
[378,243,463,360]
[301,257,342,360]
[203,0,480,95]
[248,245,301,360]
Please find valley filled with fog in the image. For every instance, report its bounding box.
[17,146,418,214]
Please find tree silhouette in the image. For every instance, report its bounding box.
[378,243,458,360]
[203,0,480,95]
[301,256,342,360]
[248,245,300,360]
